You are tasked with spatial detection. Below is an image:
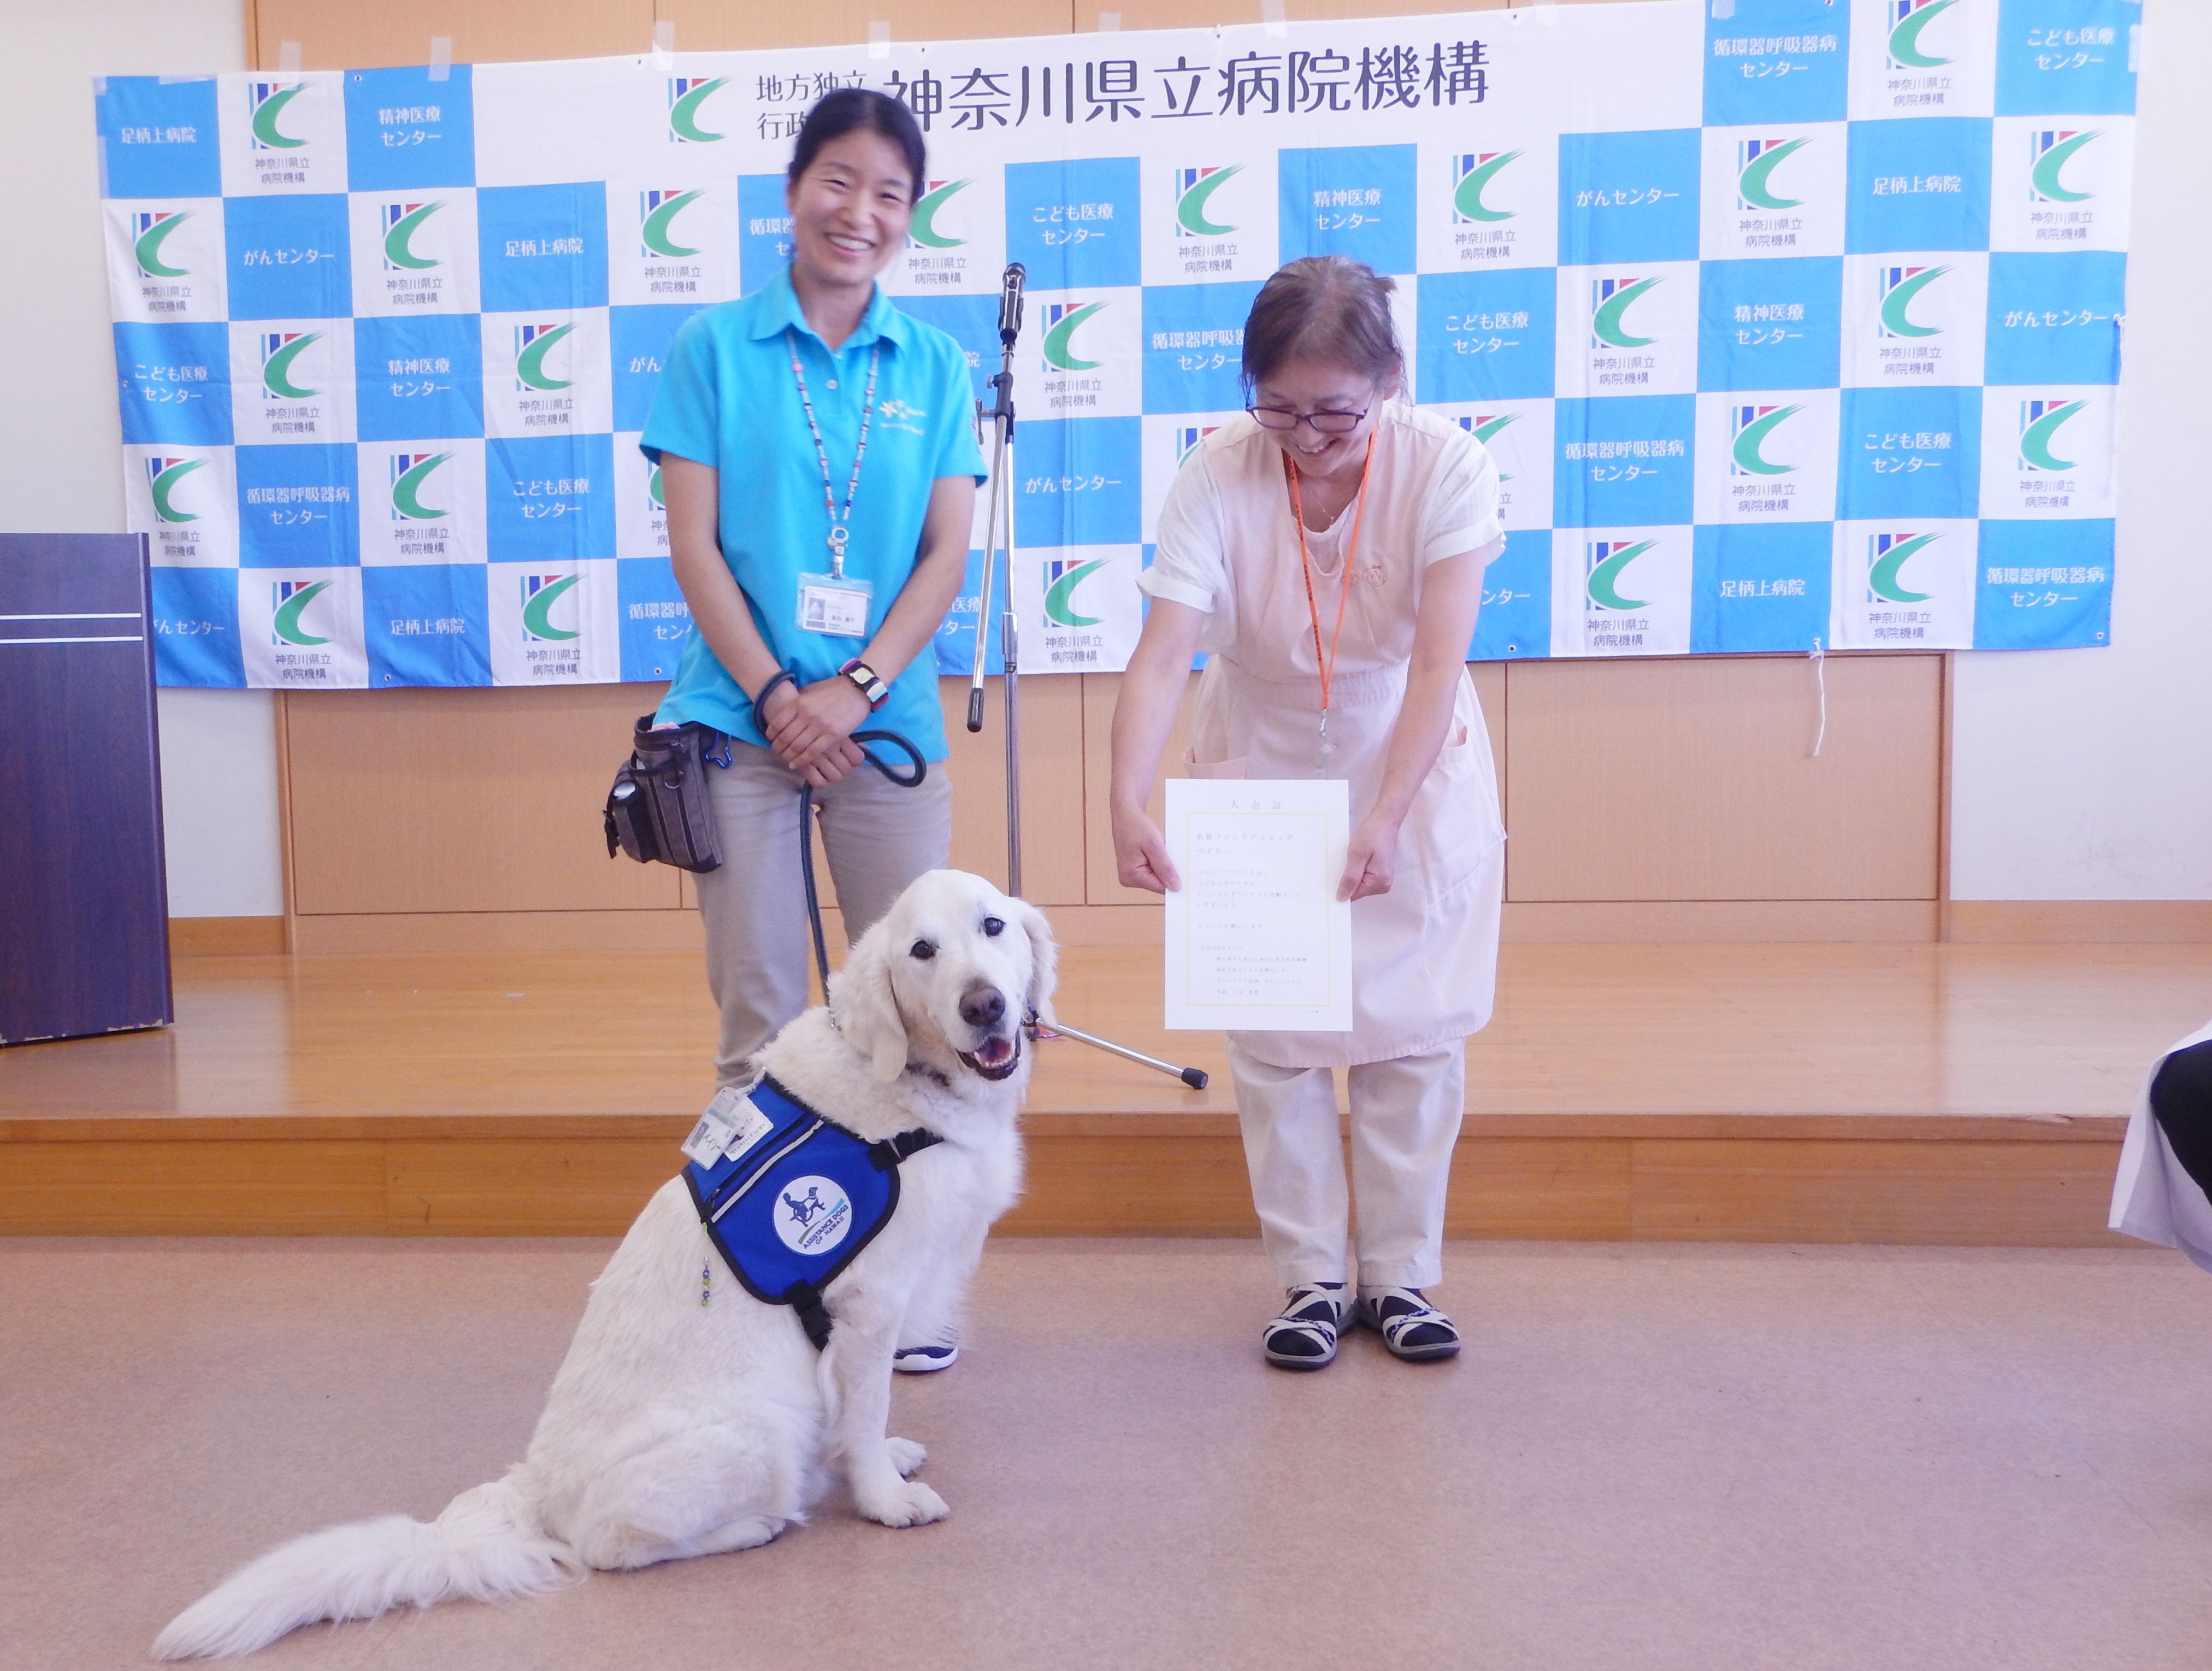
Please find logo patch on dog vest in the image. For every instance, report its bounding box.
[772,1176,853,1255]
[680,1075,940,1348]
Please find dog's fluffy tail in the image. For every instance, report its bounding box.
[151,1473,582,1660]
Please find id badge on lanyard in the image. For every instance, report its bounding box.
[797,566,873,638]
[789,330,882,639]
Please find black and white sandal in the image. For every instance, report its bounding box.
[1354,1286,1461,1362]
[1263,1282,1351,1370]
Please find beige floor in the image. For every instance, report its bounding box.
[6,1236,2211,1670]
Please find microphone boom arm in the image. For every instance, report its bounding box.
[968,264,1023,733]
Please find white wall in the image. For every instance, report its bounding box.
[1949,1,2212,901]
[0,1,283,917]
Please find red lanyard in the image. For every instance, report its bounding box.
[1283,433,1376,729]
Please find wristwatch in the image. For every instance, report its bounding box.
[839,657,890,708]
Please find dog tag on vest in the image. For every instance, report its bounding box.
[681,1086,775,1168]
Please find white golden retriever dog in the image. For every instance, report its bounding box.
[154,869,1054,1660]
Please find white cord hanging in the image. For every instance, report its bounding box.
[1809,638,1827,758]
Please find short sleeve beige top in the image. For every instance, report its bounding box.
[1136,404,1508,1069]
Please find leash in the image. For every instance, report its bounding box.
[748,670,927,995]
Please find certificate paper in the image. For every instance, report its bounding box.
[1163,778,1353,1032]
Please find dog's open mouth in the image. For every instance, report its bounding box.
[958,1034,1022,1081]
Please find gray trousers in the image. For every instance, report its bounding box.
[696,739,953,1086]
[1224,1038,1467,1292]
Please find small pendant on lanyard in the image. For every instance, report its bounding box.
[790,330,880,639]
[1286,437,1375,780]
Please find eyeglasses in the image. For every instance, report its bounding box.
[1246,402,1371,435]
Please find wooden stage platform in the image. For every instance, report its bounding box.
[4,940,2209,1244]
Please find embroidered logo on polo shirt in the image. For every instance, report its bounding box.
[877,398,927,436]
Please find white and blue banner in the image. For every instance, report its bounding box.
[97,0,2135,689]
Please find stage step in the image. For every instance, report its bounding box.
[0,1110,2128,1244]
[3,940,2192,1245]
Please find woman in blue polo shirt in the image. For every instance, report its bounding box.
[642,91,984,1105]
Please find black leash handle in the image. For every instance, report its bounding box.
[748,670,929,997]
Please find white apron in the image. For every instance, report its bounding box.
[2109,1020,2212,1274]
[1179,409,1506,1070]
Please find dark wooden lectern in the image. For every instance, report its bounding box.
[1,533,173,1044]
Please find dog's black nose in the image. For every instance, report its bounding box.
[960,987,1006,1029]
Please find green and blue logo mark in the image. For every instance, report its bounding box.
[1591,276,1661,349]
[1042,558,1108,628]
[258,331,321,399]
[145,455,203,522]
[388,452,451,520]
[514,322,574,392]
[1867,531,1938,603]
[272,579,332,646]
[380,201,443,270]
[2018,397,2085,472]
[1877,264,1949,338]
[1175,166,1241,238]
[521,573,582,641]
[1736,138,1807,211]
[648,464,665,510]
[1730,403,1802,476]
[640,189,705,258]
[132,210,190,279]
[1453,151,1520,223]
[1887,0,1957,70]
[666,77,729,144]
[1585,539,1656,611]
[247,80,307,150]
[1043,301,1107,372]
[1454,413,1518,483]
[2029,129,2099,204]
[910,179,971,249]
[1175,424,1219,465]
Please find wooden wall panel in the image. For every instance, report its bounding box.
[1081,670,1198,905]
[1079,663,1505,908]
[1468,659,1505,811]
[939,676,1089,905]
[662,0,1075,52]
[1503,654,1943,903]
[286,684,681,915]
[284,678,1083,919]
[252,0,653,69]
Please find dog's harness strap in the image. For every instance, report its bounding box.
[868,1128,943,1171]
[784,1281,834,1351]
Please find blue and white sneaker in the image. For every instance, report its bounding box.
[892,1327,960,1374]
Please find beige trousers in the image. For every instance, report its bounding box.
[695,739,952,1086]
[1224,1038,1467,1291]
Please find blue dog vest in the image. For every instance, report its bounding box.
[682,1075,941,1349]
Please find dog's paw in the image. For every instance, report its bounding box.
[858,1478,949,1528]
[886,1436,928,1478]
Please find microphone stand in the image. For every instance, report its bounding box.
[967,266,1207,1091]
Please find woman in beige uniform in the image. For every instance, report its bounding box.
[1111,256,1506,1370]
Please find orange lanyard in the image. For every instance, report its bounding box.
[1283,433,1376,736]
